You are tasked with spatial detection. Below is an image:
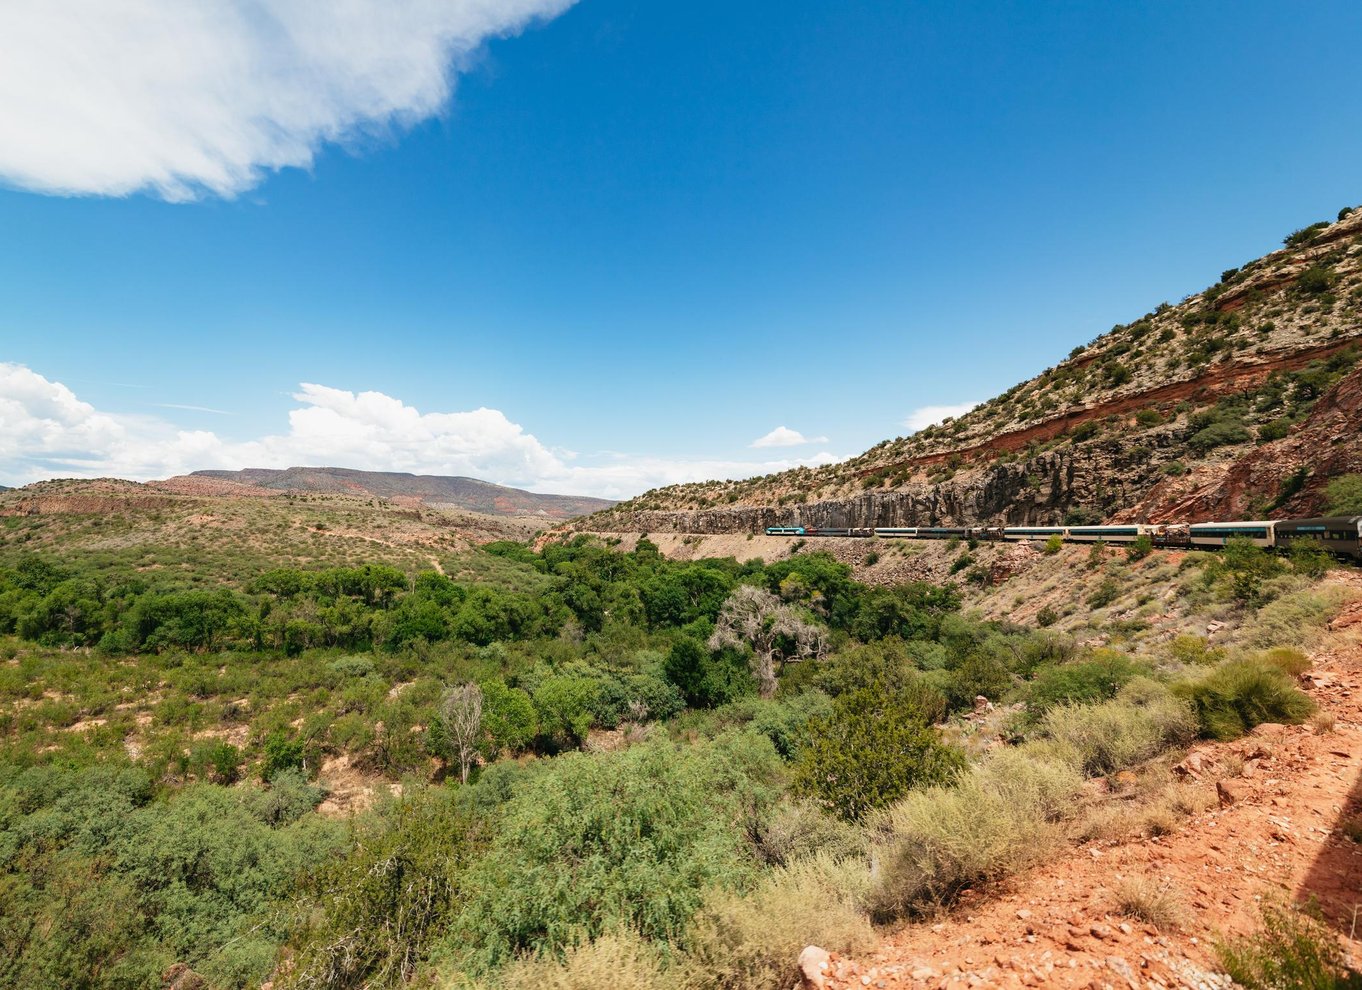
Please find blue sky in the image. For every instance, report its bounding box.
[2,1,1361,497]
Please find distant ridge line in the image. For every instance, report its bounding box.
[182,466,613,519]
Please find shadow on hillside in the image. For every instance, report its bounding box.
[1296,756,1362,939]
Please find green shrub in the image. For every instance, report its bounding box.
[1040,679,1197,776]
[1086,576,1121,608]
[1174,657,1316,741]
[531,675,601,749]
[1135,408,1162,428]
[1325,474,1362,514]
[1026,653,1142,713]
[448,737,782,973]
[1258,418,1293,442]
[1287,540,1334,578]
[283,787,480,990]
[1188,417,1251,453]
[1296,266,1336,296]
[1217,903,1362,990]
[480,679,538,756]
[1168,634,1224,666]
[261,731,305,781]
[1126,535,1153,562]
[792,688,965,821]
[1036,605,1059,627]
[1043,534,1063,555]
[1246,586,1355,648]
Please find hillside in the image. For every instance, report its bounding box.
[587,206,1362,533]
[175,466,614,519]
[0,477,545,584]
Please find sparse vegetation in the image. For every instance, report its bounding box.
[1217,903,1362,990]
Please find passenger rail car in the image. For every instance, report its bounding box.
[763,516,1362,563]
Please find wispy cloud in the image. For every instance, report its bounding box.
[0,0,576,200]
[0,363,841,499]
[750,426,829,448]
[902,402,979,433]
[153,403,234,415]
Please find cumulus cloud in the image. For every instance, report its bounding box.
[902,401,979,433]
[0,364,841,499]
[749,426,829,448]
[0,0,575,200]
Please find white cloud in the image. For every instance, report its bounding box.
[902,402,979,433]
[749,425,829,448]
[0,363,842,499]
[0,0,575,200]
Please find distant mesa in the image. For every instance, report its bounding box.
[172,467,614,519]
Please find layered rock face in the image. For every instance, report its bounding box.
[591,435,1190,533]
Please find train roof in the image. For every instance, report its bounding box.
[1274,516,1362,527]
[1190,520,1275,527]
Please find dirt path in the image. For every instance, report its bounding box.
[814,627,1362,989]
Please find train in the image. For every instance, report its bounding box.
[763,516,1362,563]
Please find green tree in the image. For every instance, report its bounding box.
[480,679,537,756]
[792,687,965,821]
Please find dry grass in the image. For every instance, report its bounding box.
[684,854,876,990]
[1262,646,1311,676]
[867,746,1082,917]
[1310,710,1337,735]
[1074,775,1215,844]
[1040,679,1198,777]
[1114,876,1184,930]
[477,932,677,990]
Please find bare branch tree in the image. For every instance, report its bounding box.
[707,584,827,698]
[439,682,483,784]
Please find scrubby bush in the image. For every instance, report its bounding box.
[1169,634,1224,666]
[1043,534,1063,555]
[1325,474,1362,514]
[868,747,1082,916]
[488,931,678,990]
[1262,647,1311,676]
[1246,585,1355,647]
[1174,657,1315,740]
[1040,679,1197,776]
[1026,652,1142,713]
[1127,535,1153,562]
[261,731,305,781]
[1086,576,1121,608]
[685,854,875,990]
[283,787,479,990]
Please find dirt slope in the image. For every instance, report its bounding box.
[808,575,1362,990]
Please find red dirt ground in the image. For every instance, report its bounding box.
[810,599,1362,989]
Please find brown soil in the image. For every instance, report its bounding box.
[812,622,1362,989]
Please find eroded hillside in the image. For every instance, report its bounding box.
[588,207,1362,533]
